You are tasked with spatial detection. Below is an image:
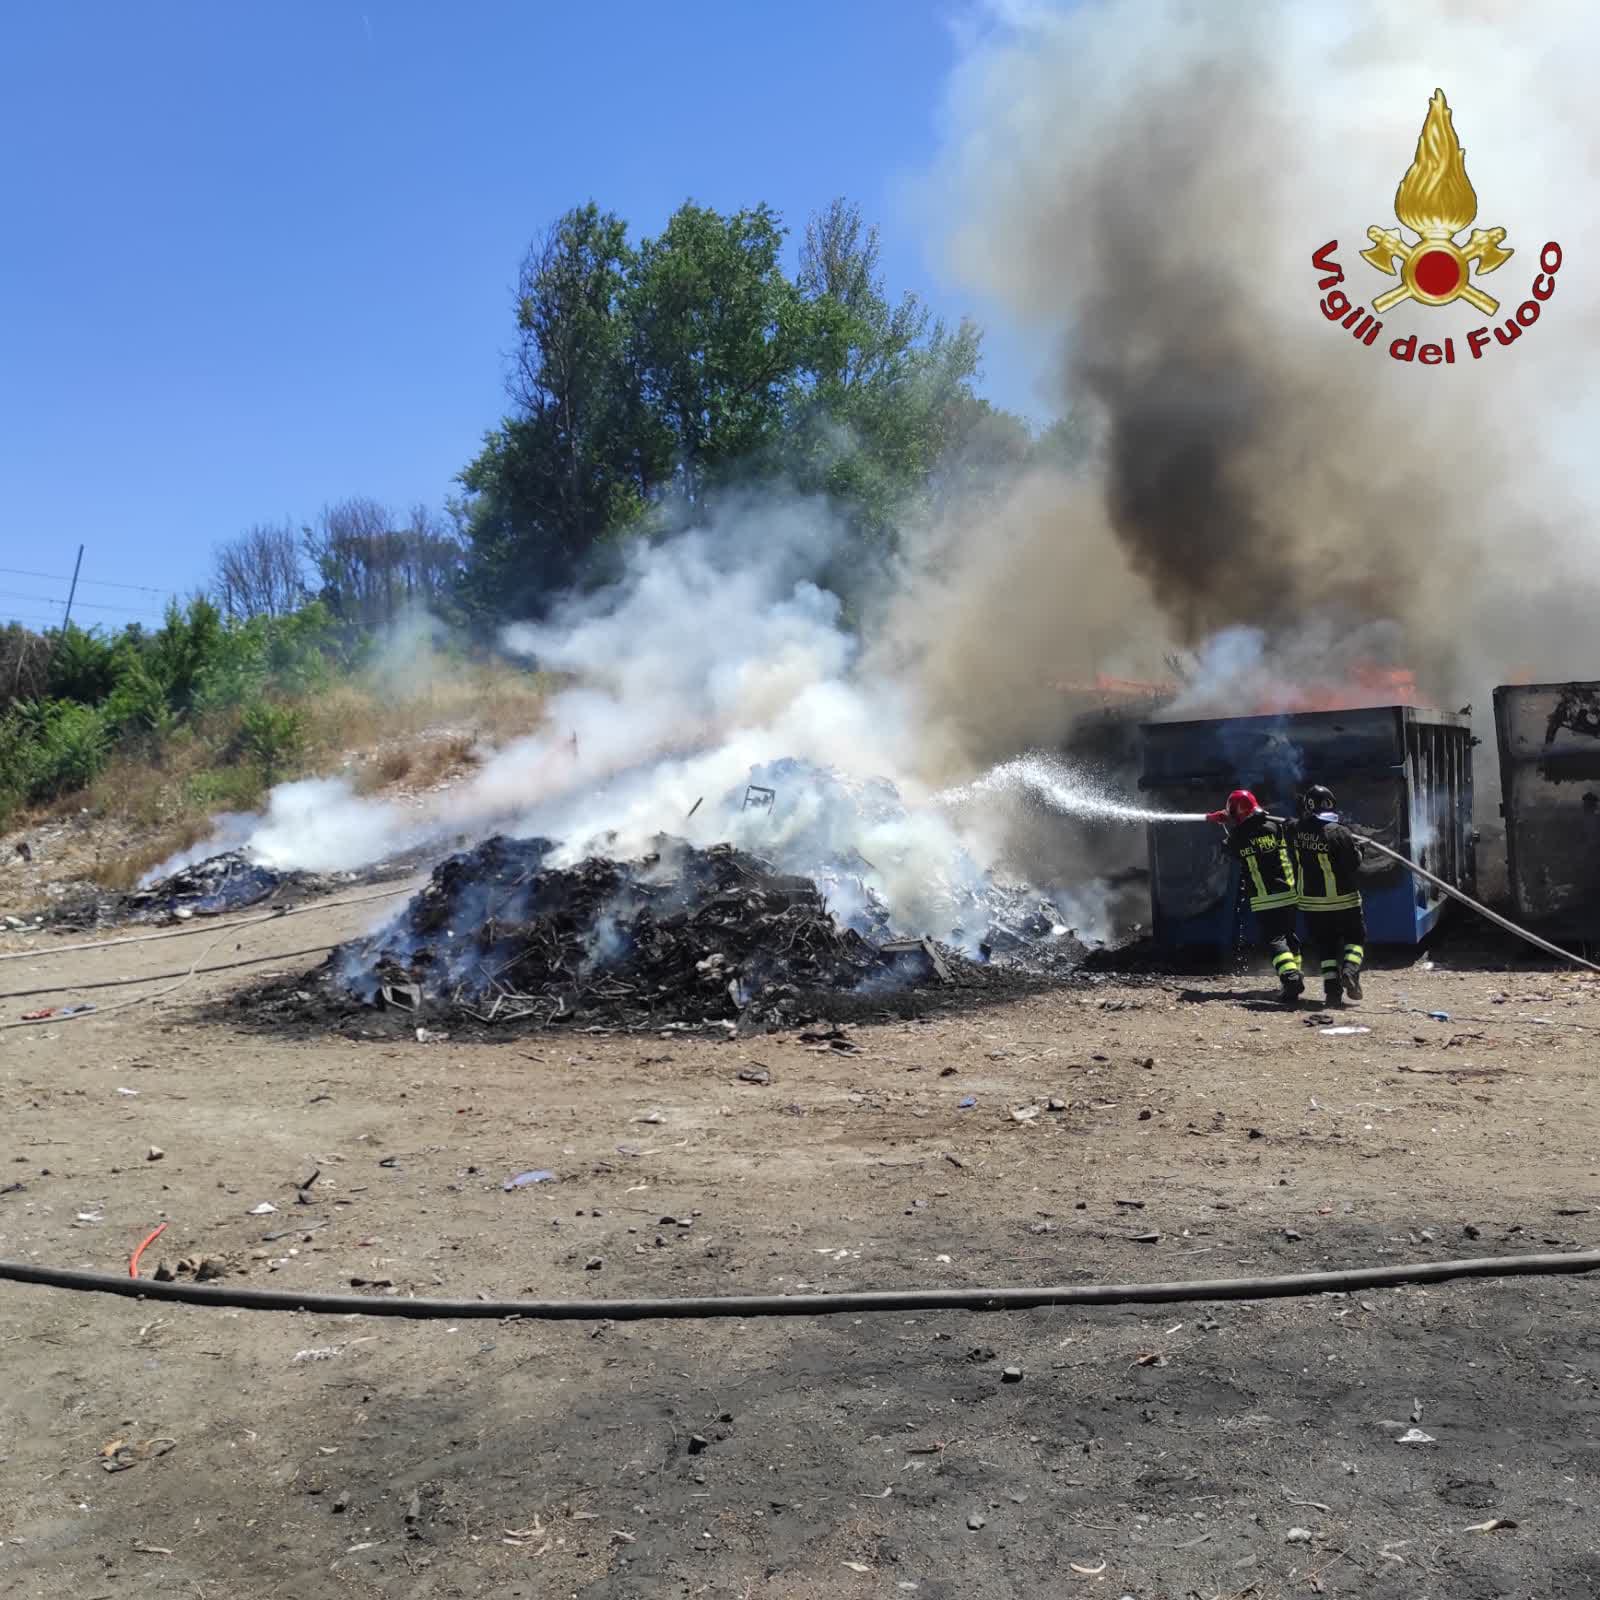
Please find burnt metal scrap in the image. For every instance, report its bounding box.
[331,833,943,1030]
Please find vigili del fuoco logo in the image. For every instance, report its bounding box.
[1312,88,1562,364]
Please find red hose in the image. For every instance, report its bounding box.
[129,1223,167,1280]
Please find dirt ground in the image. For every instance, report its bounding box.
[3,889,1600,1599]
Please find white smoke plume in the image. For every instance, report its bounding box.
[176,493,1122,945]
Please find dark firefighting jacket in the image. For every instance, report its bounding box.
[1222,813,1298,911]
[1293,813,1364,911]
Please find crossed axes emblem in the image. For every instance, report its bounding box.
[1359,225,1514,317]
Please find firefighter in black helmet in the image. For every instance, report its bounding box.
[1293,784,1367,1005]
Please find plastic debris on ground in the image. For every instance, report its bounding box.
[503,1169,556,1190]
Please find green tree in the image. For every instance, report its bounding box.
[782,198,984,544]
[457,196,992,621]
[461,205,648,616]
[626,201,807,506]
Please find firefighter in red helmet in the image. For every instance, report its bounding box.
[1206,788,1304,1002]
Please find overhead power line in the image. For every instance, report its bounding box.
[0,589,171,619]
[0,565,174,596]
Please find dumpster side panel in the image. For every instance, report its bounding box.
[1494,683,1600,933]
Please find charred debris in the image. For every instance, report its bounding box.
[331,834,998,1034]
[259,818,1092,1037]
[45,843,450,931]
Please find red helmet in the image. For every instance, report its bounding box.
[1224,789,1261,823]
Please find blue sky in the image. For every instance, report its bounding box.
[0,0,1044,629]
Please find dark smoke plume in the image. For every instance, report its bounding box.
[928,0,1600,706]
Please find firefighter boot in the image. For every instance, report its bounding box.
[1279,970,1304,1005]
[1321,964,1343,1007]
[1341,943,1364,1001]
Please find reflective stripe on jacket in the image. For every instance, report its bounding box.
[1224,815,1298,911]
[1294,815,1363,911]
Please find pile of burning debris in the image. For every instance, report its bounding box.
[326,833,963,1032]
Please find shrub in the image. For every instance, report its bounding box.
[230,700,306,782]
[0,699,111,803]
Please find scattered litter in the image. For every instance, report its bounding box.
[75,1211,104,1225]
[966,1513,986,1531]
[130,1542,173,1556]
[1069,1560,1107,1576]
[1134,1352,1168,1367]
[503,1170,555,1190]
[414,1027,449,1044]
[146,1146,164,1162]
[1429,1011,1451,1022]
[294,1347,342,1363]
[1010,1104,1040,1123]
[99,1437,176,1472]
[843,1561,872,1573]
[1320,1026,1371,1036]
[1001,1365,1024,1383]
[1046,1097,1068,1111]
[1463,1518,1517,1533]
[248,1202,277,1216]
[738,1067,770,1086]
[1396,1428,1436,1445]
[1132,1231,1161,1244]
[1285,1527,1314,1544]
[958,1097,977,1110]
[116,1087,140,1097]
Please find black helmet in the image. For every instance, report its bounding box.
[1301,784,1336,816]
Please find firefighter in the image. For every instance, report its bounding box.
[1206,788,1303,1002]
[1292,784,1366,1005]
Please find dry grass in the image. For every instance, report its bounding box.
[301,667,551,760]
[353,731,482,796]
[54,665,549,890]
[92,818,217,891]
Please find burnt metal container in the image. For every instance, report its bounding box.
[1139,705,1474,956]
[1493,682,1600,935]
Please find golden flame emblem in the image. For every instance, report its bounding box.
[1360,89,1513,315]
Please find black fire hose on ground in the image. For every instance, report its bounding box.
[2,1249,1598,1322]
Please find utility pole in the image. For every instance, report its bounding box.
[60,544,84,632]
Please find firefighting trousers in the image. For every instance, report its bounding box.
[1255,906,1302,984]
[1302,907,1366,986]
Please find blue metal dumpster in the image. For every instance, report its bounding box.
[1139,706,1474,957]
